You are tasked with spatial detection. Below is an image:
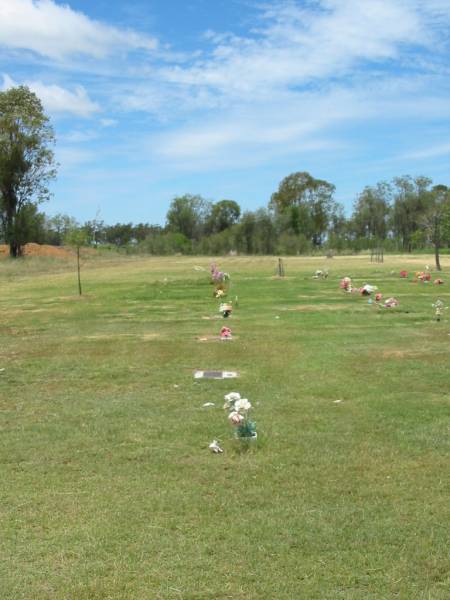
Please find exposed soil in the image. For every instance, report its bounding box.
[0,243,74,258]
[0,243,99,259]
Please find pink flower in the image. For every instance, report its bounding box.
[228,411,244,425]
[400,270,408,278]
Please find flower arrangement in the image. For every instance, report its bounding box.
[434,278,444,285]
[211,263,230,284]
[416,271,431,282]
[375,292,383,302]
[214,287,225,298]
[313,269,328,279]
[384,297,399,308]
[219,302,233,318]
[432,299,447,321]
[400,270,408,278]
[360,284,377,296]
[340,276,352,292]
[224,392,257,439]
[220,326,232,340]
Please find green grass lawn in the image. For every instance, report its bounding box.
[1,254,449,599]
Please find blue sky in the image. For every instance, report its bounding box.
[1,0,450,224]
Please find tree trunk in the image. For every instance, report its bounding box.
[435,242,441,271]
[9,240,21,258]
[77,247,82,295]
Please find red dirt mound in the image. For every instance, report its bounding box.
[0,243,74,258]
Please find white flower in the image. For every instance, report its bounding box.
[223,392,240,410]
[209,439,223,453]
[224,392,241,402]
[234,398,251,412]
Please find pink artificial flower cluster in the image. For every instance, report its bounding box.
[220,326,232,339]
[400,270,408,278]
[211,263,227,283]
[340,276,352,291]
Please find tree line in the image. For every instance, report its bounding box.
[1,86,450,267]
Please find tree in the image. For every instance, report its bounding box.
[206,199,241,234]
[64,227,88,295]
[0,86,56,257]
[269,172,336,246]
[45,213,78,245]
[391,176,432,251]
[166,194,212,241]
[422,184,450,271]
[351,182,391,242]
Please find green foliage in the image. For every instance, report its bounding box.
[166,194,212,241]
[64,226,89,249]
[0,86,56,256]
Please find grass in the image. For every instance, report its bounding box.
[1,253,450,599]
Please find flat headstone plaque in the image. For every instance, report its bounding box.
[194,370,239,379]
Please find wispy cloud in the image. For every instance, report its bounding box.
[398,143,450,161]
[0,0,158,60]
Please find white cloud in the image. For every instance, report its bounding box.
[100,118,118,128]
[130,0,450,169]
[159,0,425,100]
[0,0,158,60]
[398,143,450,160]
[2,74,99,116]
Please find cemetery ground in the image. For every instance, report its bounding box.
[1,253,449,600]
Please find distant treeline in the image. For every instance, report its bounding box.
[3,171,450,258]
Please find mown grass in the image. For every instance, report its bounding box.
[1,254,449,599]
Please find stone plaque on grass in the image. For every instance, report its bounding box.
[194,370,239,379]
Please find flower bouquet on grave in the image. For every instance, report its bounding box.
[340,276,352,292]
[220,326,232,340]
[211,263,231,298]
[432,299,447,321]
[400,270,408,278]
[360,284,377,296]
[434,278,444,285]
[211,263,230,284]
[384,297,399,308]
[313,269,328,279]
[219,302,233,318]
[224,392,257,440]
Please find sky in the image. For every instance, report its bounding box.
[1,0,450,225]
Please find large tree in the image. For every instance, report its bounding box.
[0,86,56,257]
[166,194,212,241]
[422,184,450,271]
[206,199,241,234]
[269,171,336,246]
[351,182,392,242]
[391,176,432,252]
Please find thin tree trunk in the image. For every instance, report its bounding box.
[435,243,441,271]
[77,246,82,295]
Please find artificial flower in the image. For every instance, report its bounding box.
[209,439,223,453]
[234,398,252,412]
[228,411,244,425]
